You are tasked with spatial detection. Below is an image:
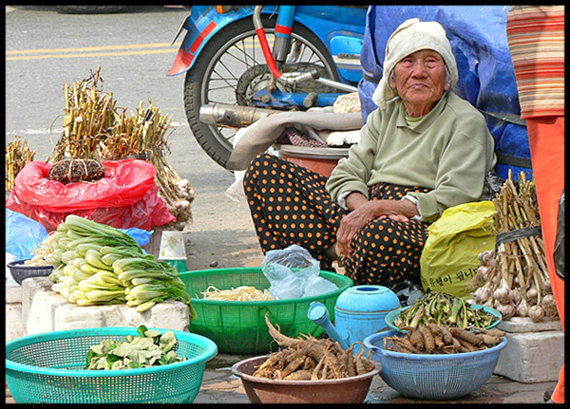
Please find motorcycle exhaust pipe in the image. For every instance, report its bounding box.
[199,103,277,128]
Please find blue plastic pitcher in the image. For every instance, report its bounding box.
[334,285,400,348]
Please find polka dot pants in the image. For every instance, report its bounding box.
[243,153,431,289]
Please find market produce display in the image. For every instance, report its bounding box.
[390,291,498,330]
[201,285,274,301]
[47,214,196,317]
[22,233,57,266]
[46,66,194,231]
[470,170,556,322]
[85,325,185,370]
[383,325,505,354]
[5,135,35,191]
[253,314,376,381]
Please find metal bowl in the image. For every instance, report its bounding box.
[231,355,381,404]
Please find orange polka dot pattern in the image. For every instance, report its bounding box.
[243,153,431,289]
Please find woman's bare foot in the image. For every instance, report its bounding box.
[324,242,340,262]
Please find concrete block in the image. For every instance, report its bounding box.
[147,300,191,332]
[54,304,105,331]
[494,330,564,383]
[25,286,68,336]
[6,303,23,342]
[498,316,562,333]
[21,277,191,335]
[5,285,22,304]
[21,277,55,329]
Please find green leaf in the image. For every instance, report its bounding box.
[137,325,148,337]
[159,331,177,352]
[111,360,125,370]
[144,329,162,339]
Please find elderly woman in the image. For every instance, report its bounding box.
[243,18,497,288]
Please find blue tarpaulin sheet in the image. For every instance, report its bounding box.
[358,6,531,180]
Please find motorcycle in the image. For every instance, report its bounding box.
[167,5,368,168]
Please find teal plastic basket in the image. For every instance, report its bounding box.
[364,330,507,400]
[5,327,218,404]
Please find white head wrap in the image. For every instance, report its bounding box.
[372,18,459,110]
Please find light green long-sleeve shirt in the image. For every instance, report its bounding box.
[326,91,497,223]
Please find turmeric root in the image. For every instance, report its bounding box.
[449,327,483,346]
[384,324,503,354]
[419,325,435,353]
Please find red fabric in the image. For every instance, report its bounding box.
[6,159,176,232]
[526,116,565,403]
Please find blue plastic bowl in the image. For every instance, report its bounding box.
[364,329,507,400]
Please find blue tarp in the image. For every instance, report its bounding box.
[358,6,532,180]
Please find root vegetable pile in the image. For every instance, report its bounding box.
[48,157,106,184]
[384,325,505,354]
[253,314,376,380]
[5,135,36,191]
[391,291,497,330]
[46,66,194,231]
[470,170,557,322]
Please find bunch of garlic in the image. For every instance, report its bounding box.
[470,249,557,322]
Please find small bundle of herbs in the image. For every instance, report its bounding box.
[85,325,185,370]
[5,135,36,191]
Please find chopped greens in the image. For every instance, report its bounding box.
[85,325,185,370]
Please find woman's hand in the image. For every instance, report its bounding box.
[335,193,418,258]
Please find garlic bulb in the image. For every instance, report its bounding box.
[542,279,552,294]
[474,285,491,303]
[497,303,516,320]
[516,298,529,317]
[528,305,545,323]
[511,288,522,305]
[494,286,512,305]
[541,294,558,317]
[526,287,538,302]
[478,250,495,265]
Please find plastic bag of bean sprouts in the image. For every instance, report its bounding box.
[261,244,338,299]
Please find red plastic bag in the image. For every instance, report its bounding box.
[6,159,176,232]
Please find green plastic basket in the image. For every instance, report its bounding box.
[179,267,353,354]
[5,327,218,404]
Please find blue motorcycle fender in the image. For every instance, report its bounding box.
[167,6,275,76]
[329,34,364,83]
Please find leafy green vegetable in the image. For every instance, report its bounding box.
[85,325,185,370]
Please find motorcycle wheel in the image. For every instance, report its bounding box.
[184,15,340,168]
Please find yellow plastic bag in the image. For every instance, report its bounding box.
[420,201,496,300]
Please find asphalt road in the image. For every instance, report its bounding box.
[5,5,265,270]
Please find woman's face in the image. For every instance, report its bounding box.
[389,49,450,117]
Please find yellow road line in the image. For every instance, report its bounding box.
[6,42,182,60]
[6,38,269,61]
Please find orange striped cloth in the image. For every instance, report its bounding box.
[506,6,565,118]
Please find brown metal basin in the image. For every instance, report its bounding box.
[231,355,382,404]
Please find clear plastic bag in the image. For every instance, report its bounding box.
[261,244,338,299]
